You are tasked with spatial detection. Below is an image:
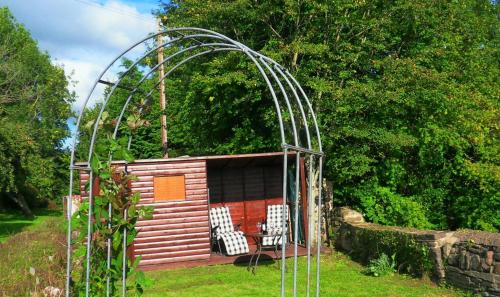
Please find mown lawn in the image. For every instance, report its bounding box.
[0,209,62,243]
[0,211,465,297]
[142,253,463,297]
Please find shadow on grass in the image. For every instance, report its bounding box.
[0,222,33,240]
[233,254,280,272]
[0,208,62,242]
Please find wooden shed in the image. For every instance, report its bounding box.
[78,152,308,270]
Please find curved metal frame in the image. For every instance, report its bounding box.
[66,27,324,297]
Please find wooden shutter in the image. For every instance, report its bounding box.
[154,175,186,201]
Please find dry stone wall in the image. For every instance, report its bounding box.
[333,207,500,296]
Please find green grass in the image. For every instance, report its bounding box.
[0,208,62,243]
[0,211,465,297]
[0,214,66,297]
[142,252,463,297]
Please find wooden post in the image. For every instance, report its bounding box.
[157,17,168,158]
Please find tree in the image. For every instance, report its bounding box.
[0,7,74,216]
[79,1,498,231]
[152,0,498,231]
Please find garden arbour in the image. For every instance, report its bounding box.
[67,27,324,297]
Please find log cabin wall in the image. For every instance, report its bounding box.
[79,159,211,269]
[128,160,210,268]
[77,152,289,269]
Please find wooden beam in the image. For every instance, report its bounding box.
[157,18,168,158]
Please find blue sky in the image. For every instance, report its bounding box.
[0,0,161,111]
[0,0,164,147]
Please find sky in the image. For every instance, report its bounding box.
[0,0,160,112]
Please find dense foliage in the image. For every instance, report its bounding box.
[72,163,151,296]
[77,1,499,232]
[347,226,433,277]
[153,0,499,231]
[0,7,74,217]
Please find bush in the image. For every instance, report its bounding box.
[348,227,433,277]
[366,253,396,277]
[356,186,432,229]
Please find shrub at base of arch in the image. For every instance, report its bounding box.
[71,113,153,296]
[71,158,153,296]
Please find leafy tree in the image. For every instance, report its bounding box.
[79,0,498,231]
[153,0,498,231]
[0,7,74,216]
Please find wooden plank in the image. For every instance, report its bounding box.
[149,211,208,221]
[132,187,154,193]
[137,174,206,182]
[186,194,208,200]
[151,207,208,216]
[138,194,154,200]
[185,189,207,196]
[185,173,207,179]
[135,243,210,254]
[132,168,205,176]
[136,221,208,232]
[138,248,211,260]
[136,211,208,225]
[184,178,207,185]
[133,237,208,249]
[136,227,209,238]
[128,161,205,171]
[132,181,153,187]
[141,199,206,208]
[133,232,209,244]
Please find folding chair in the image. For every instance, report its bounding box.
[209,206,249,256]
[262,204,290,247]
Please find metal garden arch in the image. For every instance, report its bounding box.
[67,27,324,297]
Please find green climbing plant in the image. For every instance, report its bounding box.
[71,108,153,296]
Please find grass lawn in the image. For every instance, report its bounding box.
[0,211,66,297]
[142,252,463,297]
[0,211,465,297]
[0,208,62,243]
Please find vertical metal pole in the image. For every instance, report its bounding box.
[281,149,288,297]
[306,155,314,297]
[65,169,74,297]
[85,171,94,297]
[122,209,128,297]
[292,152,300,296]
[315,156,324,297]
[106,203,112,297]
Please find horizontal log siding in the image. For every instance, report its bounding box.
[129,160,210,268]
[79,160,210,268]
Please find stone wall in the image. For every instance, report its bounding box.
[333,207,500,296]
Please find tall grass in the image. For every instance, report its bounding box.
[0,216,66,297]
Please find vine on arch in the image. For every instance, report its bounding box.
[71,110,153,296]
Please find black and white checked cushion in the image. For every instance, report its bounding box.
[263,204,289,246]
[210,207,249,255]
[210,207,234,239]
[220,231,249,255]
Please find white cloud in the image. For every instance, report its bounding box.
[1,0,157,112]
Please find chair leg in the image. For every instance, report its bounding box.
[217,239,223,255]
